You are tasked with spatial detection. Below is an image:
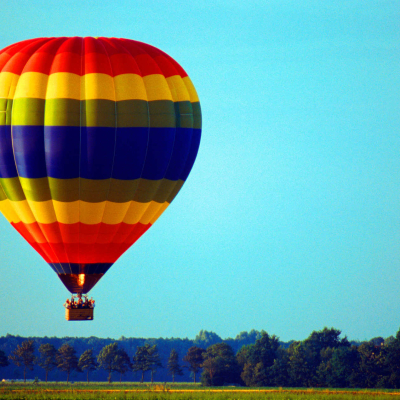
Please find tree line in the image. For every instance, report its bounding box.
[1,327,400,388]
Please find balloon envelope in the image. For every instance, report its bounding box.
[0,37,201,293]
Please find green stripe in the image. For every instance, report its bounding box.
[192,102,202,130]
[0,177,185,203]
[0,177,26,201]
[0,185,8,201]
[0,99,13,125]
[7,99,197,128]
[166,180,184,204]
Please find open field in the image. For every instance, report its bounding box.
[1,384,400,400]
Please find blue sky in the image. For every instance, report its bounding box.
[0,0,399,342]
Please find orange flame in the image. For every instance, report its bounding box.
[78,274,85,286]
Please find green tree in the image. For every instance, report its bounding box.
[272,348,291,387]
[115,347,132,383]
[0,349,9,369]
[194,330,223,348]
[357,342,387,388]
[304,327,350,379]
[56,343,80,383]
[327,346,360,388]
[201,342,240,386]
[249,332,280,386]
[148,345,162,383]
[235,332,280,387]
[97,343,119,383]
[167,349,183,383]
[183,346,204,384]
[287,341,314,387]
[132,344,151,383]
[386,328,400,388]
[78,349,98,383]
[8,340,36,382]
[236,344,256,386]
[37,344,57,383]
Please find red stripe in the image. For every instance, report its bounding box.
[22,52,55,75]
[49,51,82,75]
[0,53,13,71]
[2,52,34,75]
[12,222,63,263]
[1,37,188,78]
[83,52,112,75]
[1,38,51,74]
[0,38,39,57]
[11,221,152,263]
[57,37,82,55]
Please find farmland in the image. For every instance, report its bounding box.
[1,383,400,400]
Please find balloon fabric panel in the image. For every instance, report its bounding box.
[0,37,201,293]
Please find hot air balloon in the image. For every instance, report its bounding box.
[0,37,201,320]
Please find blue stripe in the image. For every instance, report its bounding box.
[13,125,47,178]
[52,263,113,275]
[141,127,175,180]
[45,126,80,179]
[80,127,116,180]
[0,125,18,178]
[6,126,200,181]
[111,127,148,180]
[181,128,201,180]
[164,127,193,181]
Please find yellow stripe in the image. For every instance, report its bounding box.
[0,72,19,99]
[22,199,170,225]
[182,76,200,103]
[139,202,165,225]
[53,200,79,224]
[81,73,115,101]
[12,72,176,101]
[102,201,131,224]
[14,72,49,99]
[142,74,173,101]
[79,201,106,225]
[0,199,21,223]
[122,201,150,224]
[0,196,171,226]
[166,75,191,102]
[149,202,169,225]
[27,199,57,224]
[46,73,81,99]
[114,74,147,101]
[8,200,36,224]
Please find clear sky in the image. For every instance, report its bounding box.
[0,0,399,342]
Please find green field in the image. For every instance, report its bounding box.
[1,383,400,400]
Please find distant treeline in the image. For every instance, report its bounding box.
[0,328,399,388]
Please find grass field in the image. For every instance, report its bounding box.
[1,383,400,400]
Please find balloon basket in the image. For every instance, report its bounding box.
[65,308,94,321]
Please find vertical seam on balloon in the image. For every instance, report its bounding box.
[128,43,174,228]
[150,58,194,212]
[97,38,152,261]
[33,38,67,274]
[127,43,178,226]
[89,38,118,275]
[78,37,84,280]
[0,58,47,261]
[105,39,153,260]
[105,41,178,261]
[43,37,72,275]
[9,38,66,275]
[172,78,201,200]
[1,41,58,267]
